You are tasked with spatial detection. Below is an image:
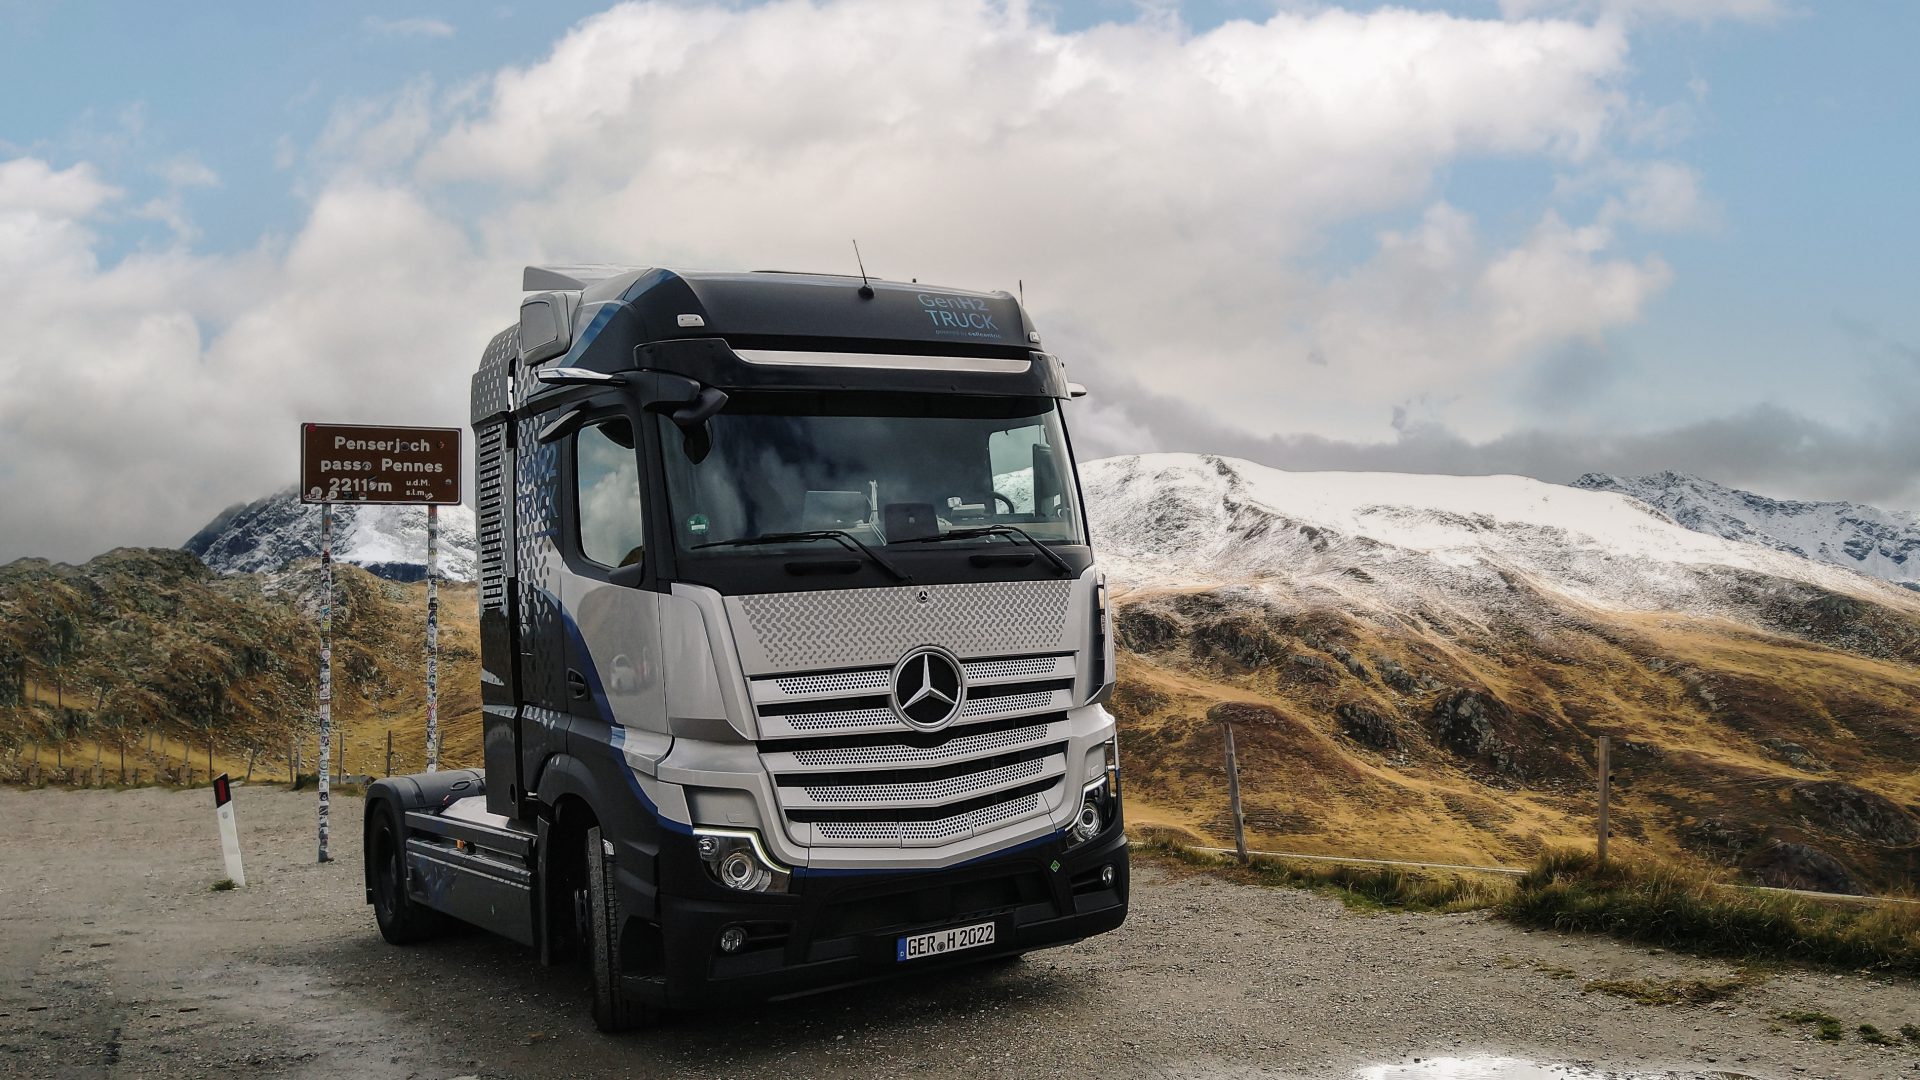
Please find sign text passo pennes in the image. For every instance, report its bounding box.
[300,423,461,505]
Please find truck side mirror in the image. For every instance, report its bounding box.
[671,387,729,428]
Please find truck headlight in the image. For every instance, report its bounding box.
[1066,739,1121,849]
[1070,801,1103,844]
[694,828,790,894]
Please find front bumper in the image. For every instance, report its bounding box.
[635,822,1129,1008]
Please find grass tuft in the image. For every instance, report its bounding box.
[1133,832,1503,913]
[210,878,236,892]
[1857,1023,1898,1046]
[1778,1010,1845,1041]
[1137,833,1920,975]
[1498,848,1920,974]
[1584,973,1754,1006]
[1901,1022,1920,1044]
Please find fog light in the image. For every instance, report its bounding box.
[1101,864,1116,888]
[697,836,719,858]
[1070,801,1102,845]
[718,925,747,954]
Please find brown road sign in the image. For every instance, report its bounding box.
[300,423,461,505]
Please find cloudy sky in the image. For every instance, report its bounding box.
[2,0,1916,562]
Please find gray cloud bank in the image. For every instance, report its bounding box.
[1074,376,1920,510]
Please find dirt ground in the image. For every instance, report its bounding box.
[2,786,1917,1080]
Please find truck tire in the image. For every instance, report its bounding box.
[584,825,653,1032]
[369,811,449,944]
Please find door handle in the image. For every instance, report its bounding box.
[566,669,589,700]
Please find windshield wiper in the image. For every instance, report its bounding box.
[892,525,1073,577]
[692,530,913,583]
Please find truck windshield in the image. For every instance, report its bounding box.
[656,391,1085,556]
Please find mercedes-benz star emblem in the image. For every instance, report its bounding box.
[891,646,966,730]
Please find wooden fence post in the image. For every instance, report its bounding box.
[1596,735,1612,866]
[1223,722,1248,864]
[386,730,393,778]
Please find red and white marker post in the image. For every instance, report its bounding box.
[213,773,247,887]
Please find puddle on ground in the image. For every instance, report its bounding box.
[1356,1059,1756,1080]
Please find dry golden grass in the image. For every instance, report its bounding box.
[1112,586,1920,894]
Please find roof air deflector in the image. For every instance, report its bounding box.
[523,264,637,291]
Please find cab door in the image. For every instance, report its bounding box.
[554,405,670,761]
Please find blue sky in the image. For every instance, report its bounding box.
[1,0,1917,559]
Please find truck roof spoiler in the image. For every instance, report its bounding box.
[522,264,639,291]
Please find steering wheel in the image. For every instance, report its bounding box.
[991,492,1017,514]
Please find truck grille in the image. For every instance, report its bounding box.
[753,652,1076,847]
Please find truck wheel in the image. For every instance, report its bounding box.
[369,812,448,944]
[584,825,654,1032]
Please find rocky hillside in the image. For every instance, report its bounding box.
[1090,454,1920,895]
[1574,471,1920,588]
[10,455,1919,894]
[184,487,478,583]
[0,548,481,782]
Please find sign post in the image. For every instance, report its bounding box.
[213,773,246,887]
[317,501,333,863]
[426,504,439,772]
[299,422,462,861]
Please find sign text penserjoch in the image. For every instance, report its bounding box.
[300,423,461,505]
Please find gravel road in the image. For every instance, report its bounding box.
[2,785,1916,1079]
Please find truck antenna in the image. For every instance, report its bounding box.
[852,240,875,299]
[1019,279,1025,306]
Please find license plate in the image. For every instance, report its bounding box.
[896,920,996,962]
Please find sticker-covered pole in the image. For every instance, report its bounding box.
[426,503,439,772]
[317,501,333,864]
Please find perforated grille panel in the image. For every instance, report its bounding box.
[962,691,1052,718]
[797,756,1050,805]
[729,580,1073,674]
[814,792,1045,844]
[474,420,510,613]
[769,669,890,699]
[778,706,897,733]
[964,656,1064,682]
[788,722,1053,769]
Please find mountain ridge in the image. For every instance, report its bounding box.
[1084,453,1920,894]
[1572,470,1920,588]
[183,487,477,583]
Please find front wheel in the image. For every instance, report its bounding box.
[370,813,448,945]
[584,825,654,1032]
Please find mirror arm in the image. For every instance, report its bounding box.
[537,366,626,387]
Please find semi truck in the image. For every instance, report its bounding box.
[363,265,1128,1030]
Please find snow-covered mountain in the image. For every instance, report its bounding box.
[1082,454,1915,621]
[183,487,477,583]
[1572,471,1920,588]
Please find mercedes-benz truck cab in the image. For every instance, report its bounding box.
[364,266,1127,1030]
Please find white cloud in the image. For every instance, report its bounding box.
[155,154,220,189]
[1556,158,1712,232]
[363,15,456,39]
[412,1,1638,439]
[1500,0,1784,23]
[0,159,121,277]
[0,1,1710,559]
[0,157,118,217]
